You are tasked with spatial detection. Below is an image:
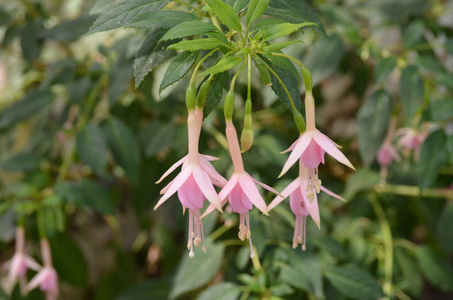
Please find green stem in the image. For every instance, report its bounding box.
[247,54,252,100]
[374,183,453,199]
[210,223,234,241]
[271,52,312,91]
[189,49,219,86]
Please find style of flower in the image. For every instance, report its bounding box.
[203,120,278,258]
[268,160,345,250]
[154,109,226,257]
[26,239,58,300]
[2,227,41,295]
[279,91,354,193]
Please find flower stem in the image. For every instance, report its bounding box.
[189,49,219,87]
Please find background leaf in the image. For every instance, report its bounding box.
[160,51,199,93]
[416,246,453,292]
[76,123,108,176]
[161,21,218,41]
[417,129,448,188]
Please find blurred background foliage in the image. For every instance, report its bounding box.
[0,0,453,299]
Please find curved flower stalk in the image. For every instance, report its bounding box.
[26,239,59,300]
[377,117,400,181]
[279,90,355,193]
[268,160,345,250]
[2,227,41,295]
[203,120,278,258]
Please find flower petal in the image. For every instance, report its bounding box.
[301,185,320,229]
[201,154,219,161]
[25,256,42,271]
[251,177,279,195]
[155,156,187,184]
[192,165,223,212]
[154,167,191,210]
[239,174,268,215]
[320,185,346,202]
[25,269,48,293]
[312,130,355,170]
[267,178,301,212]
[279,133,312,177]
[281,138,299,154]
[201,175,238,218]
[199,156,228,187]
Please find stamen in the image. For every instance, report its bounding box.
[302,216,307,251]
[245,212,255,259]
[188,210,194,257]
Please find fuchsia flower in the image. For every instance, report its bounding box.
[203,121,278,258]
[2,227,41,295]
[279,91,354,192]
[154,109,226,257]
[268,160,345,250]
[377,142,400,166]
[397,128,425,151]
[26,239,58,300]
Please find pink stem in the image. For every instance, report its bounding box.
[187,111,200,164]
[40,239,53,268]
[225,121,245,173]
[16,227,25,253]
[304,91,316,131]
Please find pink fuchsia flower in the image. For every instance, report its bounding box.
[26,239,58,300]
[154,109,226,257]
[377,142,400,166]
[268,160,345,250]
[279,91,354,193]
[203,120,278,258]
[396,128,425,151]
[2,227,41,295]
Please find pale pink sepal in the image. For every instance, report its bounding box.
[320,186,346,202]
[312,130,355,170]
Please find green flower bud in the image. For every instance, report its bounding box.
[241,128,254,153]
[244,99,252,129]
[224,90,235,120]
[293,111,306,133]
[196,79,211,109]
[301,68,313,92]
[185,85,196,111]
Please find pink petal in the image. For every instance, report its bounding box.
[252,177,279,195]
[199,156,228,187]
[281,138,299,154]
[201,175,238,218]
[25,269,48,292]
[320,185,346,202]
[279,133,312,177]
[154,167,191,210]
[229,185,253,214]
[192,165,223,212]
[312,130,355,170]
[239,174,268,215]
[267,178,301,212]
[201,154,219,161]
[160,177,175,194]
[25,256,42,271]
[300,185,320,229]
[155,156,187,184]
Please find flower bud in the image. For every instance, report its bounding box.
[241,128,254,152]
[185,85,196,111]
[224,90,235,120]
[293,111,306,133]
[301,68,313,92]
[196,79,211,109]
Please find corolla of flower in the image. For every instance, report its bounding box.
[279,90,355,195]
[268,160,345,250]
[377,116,400,180]
[202,120,278,258]
[154,88,226,258]
[26,239,59,300]
[2,227,41,295]
[397,128,425,151]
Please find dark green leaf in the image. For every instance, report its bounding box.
[197,282,241,300]
[90,0,124,14]
[0,9,11,26]
[417,129,448,188]
[0,153,41,172]
[0,90,54,131]
[160,51,199,93]
[55,181,85,206]
[126,11,197,29]
[325,265,384,300]
[430,99,453,122]
[357,90,392,167]
[88,0,168,33]
[400,65,424,120]
[68,77,92,104]
[80,179,115,215]
[437,203,453,253]
[202,56,242,76]
[117,280,170,300]
[21,19,44,62]
[43,15,97,42]
[205,0,242,32]
[161,20,218,41]
[395,248,422,297]
[76,123,108,176]
[403,20,425,49]
[203,72,228,117]
[416,246,453,292]
[253,56,272,86]
[109,42,133,105]
[374,56,396,84]
[263,22,317,42]
[225,0,249,12]
[343,169,380,200]
[140,120,176,157]
[263,40,302,52]
[168,38,225,51]
[252,18,285,32]
[247,0,270,25]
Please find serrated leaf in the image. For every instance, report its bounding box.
[205,0,242,32]
[266,0,325,35]
[263,22,317,42]
[437,203,453,253]
[325,265,384,300]
[159,51,199,93]
[43,15,96,43]
[253,56,272,86]
[263,40,302,52]
[417,129,448,188]
[88,0,168,33]
[168,38,225,51]
[126,11,197,29]
[76,123,108,176]
[247,0,270,25]
[202,56,242,76]
[197,283,241,300]
[169,240,225,299]
[134,29,176,88]
[416,246,453,292]
[0,152,41,172]
[203,72,228,117]
[400,65,424,119]
[90,0,123,15]
[160,20,218,41]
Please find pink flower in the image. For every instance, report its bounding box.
[279,91,354,193]
[268,160,345,250]
[26,239,58,300]
[2,227,41,295]
[203,121,278,258]
[377,142,400,166]
[155,109,226,257]
[397,128,424,151]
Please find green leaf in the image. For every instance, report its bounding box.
[266,0,325,35]
[197,283,241,300]
[202,56,242,76]
[357,90,392,167]
[263,22,317,42]
[160,20,218,41]
[416,246,453,292]
[169,240,225,299]
[168,38,225,51]
[0,90,54,131]
[76,123,108,176]
[203,72,228,117]
[374,56,397,84]
[80,179,115,215]
[90,0,124,15]
[225,0,249,12]
[417,129,448,188]
[88,0,168,33]
[437,203,453,253]
[263,40,302,52]
[104,117,141,185]
[134,29,176,88]
[0,152,41,172]
[343,169,379,200]
[247,0,271,25]
[140,120,176,157]
[51,233,88,287]
[205,0,242,32]
[43,15,97,43]
[117,280,170,300]
[160,51,199,93]
[253,56,272,86]
[394,248,422,297]
[252,18,285,32]
[325,265,384,300]
[21,19,44,62]
[126,11,197,29]
[430,99,453,122]
[400,65,424,120]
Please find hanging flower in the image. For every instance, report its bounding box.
[377,116,400,180]
[268,160,345,250]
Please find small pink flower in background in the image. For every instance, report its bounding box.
[377,142,400,166]
[2,227,41,295]
[26,239,58,300]
[397,128,425,151]
[203,121,278,258]
[155,110,226,257]
[268,160,345,250]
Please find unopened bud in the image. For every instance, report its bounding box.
[196,79,211,109]
[293,111,306,133]
[185,85,196,111]
[301,68,313,92]
[241,128,254,152]
[224,90,235,120]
